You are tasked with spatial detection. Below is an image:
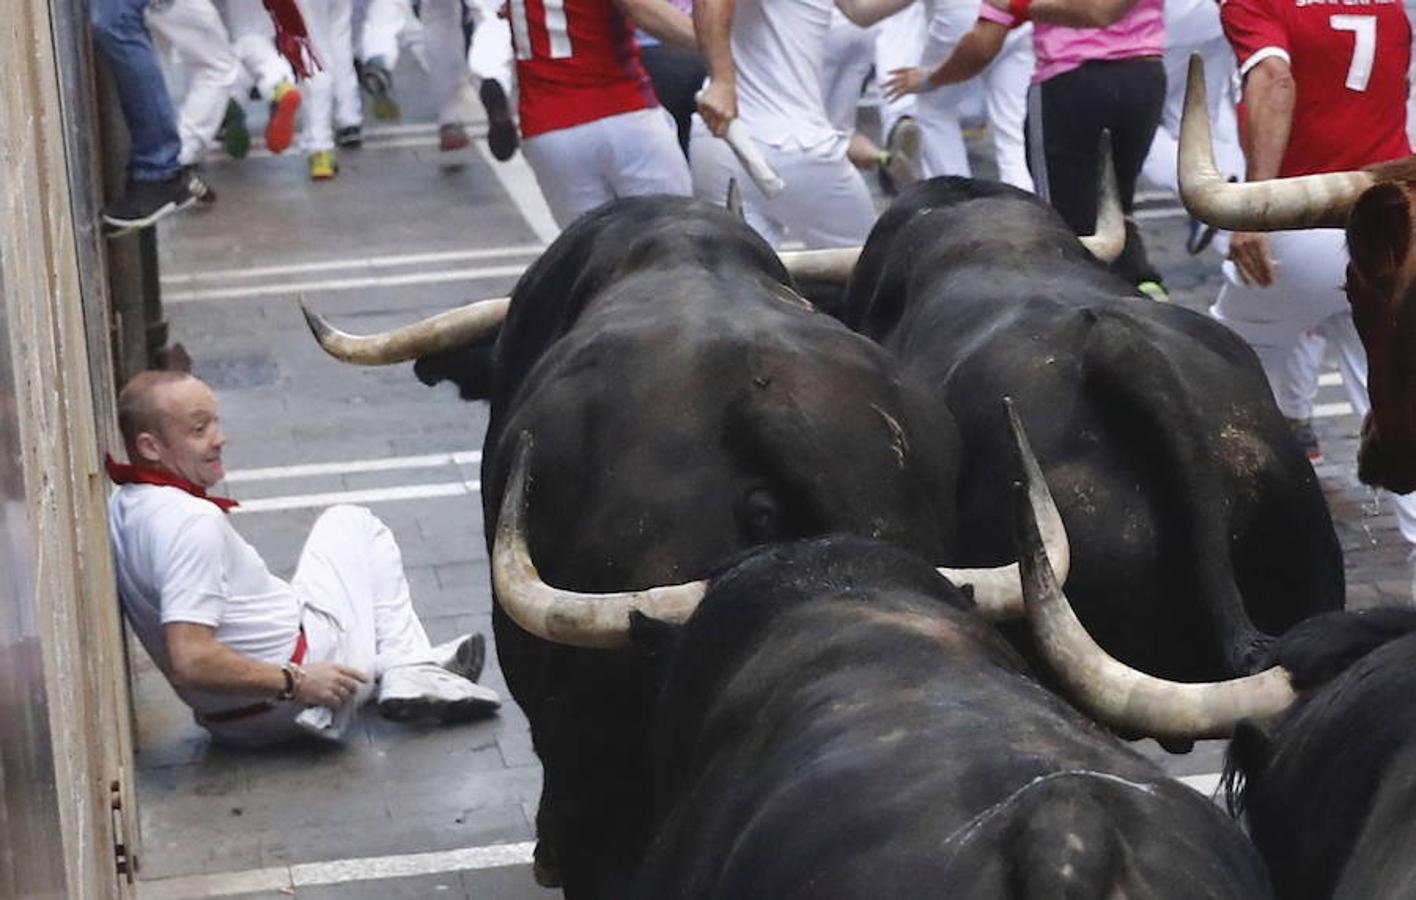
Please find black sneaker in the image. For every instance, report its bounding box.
[335,124,363,148]
[479,79,519,162]
[102,169,212,235]
[1286,416,1323,464]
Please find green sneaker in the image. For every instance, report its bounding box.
[1137,280,1170,302]
[359,56,401,122]
[219,99,250,159]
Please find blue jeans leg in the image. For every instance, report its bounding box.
[91,0,183,182]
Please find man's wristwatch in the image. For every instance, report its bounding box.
[277,662,304,701]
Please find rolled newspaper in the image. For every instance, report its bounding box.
[696,92,786,198]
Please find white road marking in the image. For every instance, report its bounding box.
[136,841,537,899]
[223,450,481,483]
[1133,207,1188,222]
[164,263,529,304]
[1314,401,1355,418]
[232,481,481,514]
[1178,772,1223,797]
[162,246,541,286]
[1319,371,1344,387]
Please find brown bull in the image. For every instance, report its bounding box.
[1177,55,1416,493]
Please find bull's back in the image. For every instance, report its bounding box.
[892,285,1341,677]
[635,579,1268,898]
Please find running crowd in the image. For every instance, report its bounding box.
[97,0,1416,558]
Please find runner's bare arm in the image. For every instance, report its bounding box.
[694,0,738,136]
[165,622,367,706]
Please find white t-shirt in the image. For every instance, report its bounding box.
[733,0,845,152]
[108,484,302,715]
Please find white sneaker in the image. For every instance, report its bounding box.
[378,663,500,723]
[431,633,486,682]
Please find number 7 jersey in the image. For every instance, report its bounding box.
[1221,0,1411,176]
[507,0,660,138]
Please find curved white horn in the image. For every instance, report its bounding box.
[1013,435,1296,741]
[491,432,708,650]
[1179,54,1373,231]
[1079,133,1125,264]
[302,296,510,365]
[779,248,862,284]
[938,399,1070,620]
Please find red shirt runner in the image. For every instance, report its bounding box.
[508,0,661,138]
[1222,0,1411,176]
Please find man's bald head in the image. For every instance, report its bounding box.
[117,370,201,457]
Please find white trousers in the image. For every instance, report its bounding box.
[359,0,512,124]
[220,0,294,99]
[915,26,1034,190]
[206,506,435,745]
[523,108,692,228]
[1210,228,1416,545]
[148,0,241,165]
[300,0,361,151]
[875,5,925,140]
[823,11,878,134]
[1140,1,1242,193]
[689,116,876,248]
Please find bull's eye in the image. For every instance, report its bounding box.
[739,488,784,542]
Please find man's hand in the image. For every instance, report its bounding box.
[295,661,370,709]
[697,79,737,138]
[1229,231,1276,286]
[883,67,930,100]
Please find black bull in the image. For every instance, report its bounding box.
[1223,608,1416,900]
[419,197,964,896]
[845,178,1343,683]
[631,536,1271,899]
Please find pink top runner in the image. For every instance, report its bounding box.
[979,0,1163,83]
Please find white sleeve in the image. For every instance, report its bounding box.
[156,512,230,627]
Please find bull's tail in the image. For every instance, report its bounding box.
[1081,311,1268,674]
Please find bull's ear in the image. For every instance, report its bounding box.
[412,329,500,401]
[1347,183,1412,287]
[1222,718,1274,817]
[628,610,682,658]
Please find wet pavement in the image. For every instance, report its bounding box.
[127,64,1411,899]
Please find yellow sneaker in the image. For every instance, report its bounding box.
[308,150,337,181]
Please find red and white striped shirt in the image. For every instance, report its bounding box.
[509,0,661,137]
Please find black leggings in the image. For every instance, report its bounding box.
[640,43,708,160]
[1025,56,1166,286]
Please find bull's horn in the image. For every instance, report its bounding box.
[1078,133,1125,263]
[779,247,862,284]
[302,295,510,365]
[491,432,708,650]
[1013,434,1296,740]
[1179,54,1373,231]
[937,399,1070,619]
[726,178,745,220]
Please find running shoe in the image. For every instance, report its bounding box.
[1137,280,1170,302]
[878,116,921,197]
[102,169,211,235]
[439,122,471,151]
[219,99,250,159]
[265,80,302,154]
[1287,416,1324,464]
[308,150,338,181]
[335,124,363,149]
[359,56,401,121]
[479,78,519,161]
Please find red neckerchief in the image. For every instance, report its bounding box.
[104,454,240,513]
[262,0,323,80]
